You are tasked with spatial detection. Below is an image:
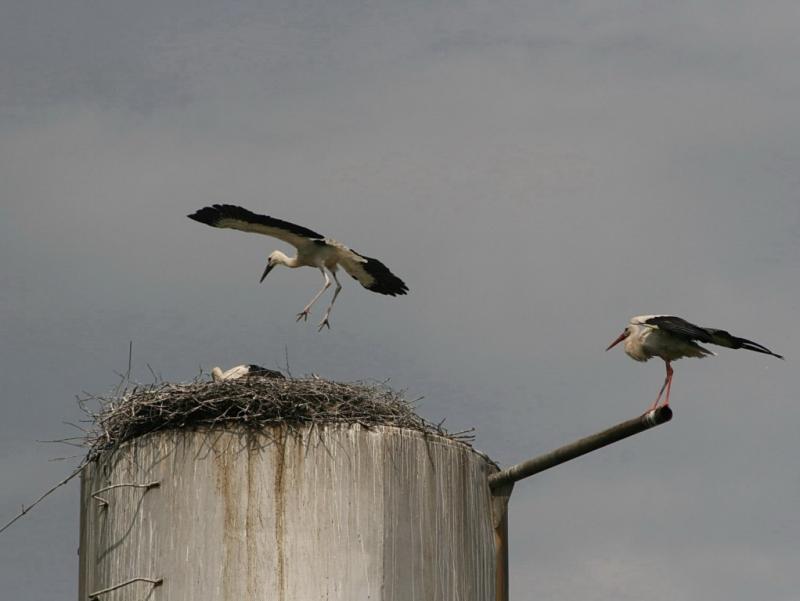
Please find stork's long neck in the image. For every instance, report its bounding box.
[624,324,653,362]
[273,250,301,268]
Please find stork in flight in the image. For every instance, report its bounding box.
[188,205,408,330]
[606,314,783,410]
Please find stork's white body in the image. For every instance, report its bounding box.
[618,315,715,363]
[607,314,782,410]
[189,205,408,330]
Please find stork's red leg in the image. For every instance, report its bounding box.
[649,374,669,410]
[663,361,674,406]
[648,360,673,411]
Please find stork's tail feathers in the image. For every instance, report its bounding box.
[707,329,784,359]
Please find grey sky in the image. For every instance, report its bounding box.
[2,1,799,599]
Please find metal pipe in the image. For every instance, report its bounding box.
[489,406,673,489]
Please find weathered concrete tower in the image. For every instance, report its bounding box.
[79,424,501,600]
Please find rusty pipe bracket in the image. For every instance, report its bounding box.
[89,577,163,599]
[91,481,160,508]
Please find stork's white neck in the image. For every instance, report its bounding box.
[624,323,655,362]
[271,250,301,268]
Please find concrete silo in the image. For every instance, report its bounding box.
[79,423,503,600]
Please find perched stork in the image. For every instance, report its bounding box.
[188,205,408,330]
[606,314,783,410]
[211,364,285,382]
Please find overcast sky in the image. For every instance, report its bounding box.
[2,1,799,599]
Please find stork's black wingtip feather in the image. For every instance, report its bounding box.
[389,282,409,297]
[356,255,409,296]
[371,282,409,296]
[187,205,222,226]
[735,337,785,360]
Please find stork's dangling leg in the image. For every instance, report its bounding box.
[296,268,331,322]
[648,360,673,411]
[317,271,342,331]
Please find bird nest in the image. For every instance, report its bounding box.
[79,376,474,461]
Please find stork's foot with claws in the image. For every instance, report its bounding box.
[317,318,331,331]
[296,309,311,322]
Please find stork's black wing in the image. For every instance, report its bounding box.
[644,315,713,342]
[336,246,409,296]
[188,204,324,249]
[646,315,783,359]
[247,365,286,379]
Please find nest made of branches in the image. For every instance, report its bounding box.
[78,375,475,461]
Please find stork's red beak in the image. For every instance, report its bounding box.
[606,331,629,351]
